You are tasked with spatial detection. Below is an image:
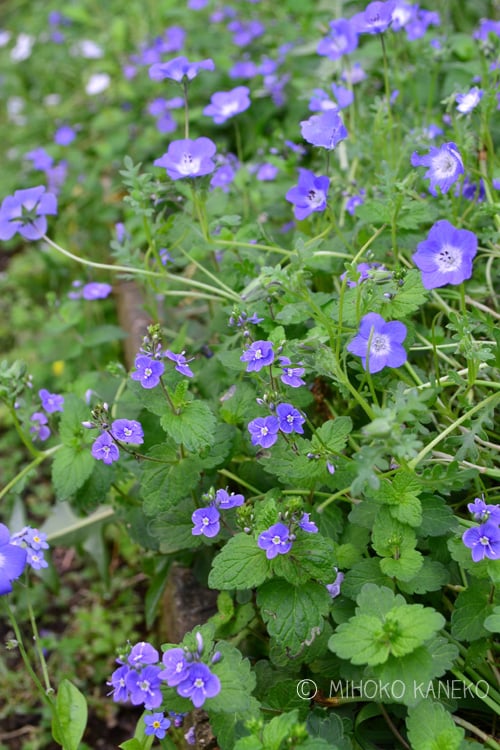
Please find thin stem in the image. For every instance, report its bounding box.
[452,716,500,750]
[217,469,261,495]
[0,445,61,502]
[316,487,354,514]
[378,702,410,750]
[27,595,52,693]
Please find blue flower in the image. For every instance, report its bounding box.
[125,665,163,709]
[91,432,120,464]
[192,506,221,538]
[467,498,500,525]
[412,220,477,289]
[39,389,64,414]
[297,513,318,533]
[351,1,396,34]
[215,489,245,509]
[300,110,348,150]
[165,350,194,377]
[0,524,27,596]
[130,355,165,389]
[177,662,221,708]
[248,416,280,448]
[462,522,500,562]
[149,56,215,82]
[111,419,144,444]
[258,523,292,559]
[240,340,274,372]
[276,403,305,434]
[154,138,217,180]
[159,648,191,686]
[144,713,171,739]
[127,642,159,667]
[285,169,330,220]
[317,18,358,59]
[347,313,407,373]
[203,86,251,124]
[0,186,57,241]
[410,142,464,196]
[278,357,306,388]
[107,664,131,703]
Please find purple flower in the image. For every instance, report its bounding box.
[256,163,279,181]
[326,568,344,598]
[26,548,48,570]
[107,664,131,702]
[300,110,348,150]
[410,142,464,196]
[227,19,265,47]
[145,713,171,740]
[126,665,163,709]
[165,350,194,377]
[82,282,112,300]
[149,56,215,82]
[20,528,49,551]
[130,355,165,389]
[54,125,76,145]
[317,18,358,60]
[30,412,51,441]
[462,522,500,562]
[351,1,396,34]
[203,86,251,124]
[240,340,274,372]
[0,524,27,595]
[412,219,477,289]
[111,419,144,444]
[159,648,191,686]
[177,662,221,708]
[0,186,57,241]
[39,388,64,413]
[347,313,407,374]
[456,87,483,114]
[258,523,292,559]
[215,489,245,509]
[210,164,237,192]
[298,513,318,533]
[468,498,500,525]
[286,169,330,220]
[192,507,220,538]
[25,148,53,171]
[128,642,159,667]
[91,432,120,464]
[341,261,385,287]
[276,403,305,434]
[248,416,280,448]
[278,357,306,388]
[331,83,354,109]
[154,138,217,180]
[345,189,366,215]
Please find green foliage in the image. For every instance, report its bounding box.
[406,700,466,750]
[208,534,271,590]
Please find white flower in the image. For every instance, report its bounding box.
[11,33,34,62]
[85,73,111,95]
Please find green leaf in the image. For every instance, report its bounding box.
[406,700,465,750]
[372,471,423,527]
[271,535,337,585]
[82,324,127,347]
[311,417,352,453]
[153,497,203,554]
[257,580,331,655]
[119,741,143,750]
[52,679,88,750]
[208,534,271,590]
[140,444,202,515]
[52,445,95,500]
[198,423,236,469]
[160,400,217,451]
[419,495,459,537]
[262,710,300,750]
[211,697,261,750]
[341,559,393,600]
[356,199,392,225]
[382,269,428,317]
[379,548,424,582]
[372,507,417,557]
[59,394,94,445]
[207,641,257,713]
[451,581,498,641]
[355,583,405,618]
[484,606,500,633]
[398,558,448,594]
[329,614,391,665]
[382,605,444,657]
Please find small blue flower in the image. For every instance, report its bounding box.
[91,432,120,464]
[130,355,165,389]
[144,712,171,739]
[258,523,292,559]
[412,220,477,289]
[411,142,464,196]
[165,350,194,377]
[192,507,220,538]
[127,642,159,667]
[278,357,306,388]
[462,522,500,562]
[248,416,280,448]
[240,340,274,372]
[0,524,27,596]
[215,489,245,509]
[300,110,348,150]
[276,403,305,434]
[285,169,330,220]
[111,419,144,444]
[347,313,407,373]
[297,513,318,533]
[467,498,500,525]
[125,665,163,709]
[107,664,131,703]
[39,389,64,413]
[177,662,221,708]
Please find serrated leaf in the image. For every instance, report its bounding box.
[372,507,417,557]
[52,679,87,750]
[160,400,216,451]
[140,444,202,515]
[207,641,257,713]
[356,199,392,225]
[271,535,337,585]
[329,614,391,665]
[419,495,459,537]
[372,471,423,527]
[59,393,94,445]
[52,445,95,500]
[262,710,300,750]
[380,548,424,581]
[341,559,393,600]
[199,423,236,469]
[312,417,352,453]
[406,700,465,750]
[153,497,203,553]
[451,582,497,641]
[257,580,331,654]
[398,558,448,594]
[355,583,405,618]
[382,270,428,317]
[384,605,444,656]
[208,534,271,590]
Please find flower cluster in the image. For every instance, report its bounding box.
[462,498,500,562]
[192,488,245,538]
[1,525,50,594]
[91,419,144,465]
[248,402,305,449]
[258,512,318,559]
[29,388,65,442]
[159,633,221,708]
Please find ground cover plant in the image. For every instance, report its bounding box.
[0,0,499,748]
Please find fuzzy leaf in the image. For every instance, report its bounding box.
[52,445,95,500]
[140,444,202,515]
[311,417,352,453]
[160,400,216,451]
[52,679,88,750]
[451,582,498,642]
[207,641,257,713]
[379,548,424,581]
[208,534,271,590]
[406,700,465,750]
[271,535,337,585]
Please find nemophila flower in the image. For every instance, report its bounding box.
[468,498,500,524]
[126,665,163,709]
[248,416,280,448]
[240,340,274,372]
[256,163,279,181]
[26,548,48,570]
[285,169,330,220]
[405,10,440,41]
[341,62,366,85]
[25,148,53,171]
[165,350,194,377]
[391,2,416,31]
[107,664,131,702]
[131,355,165,389]
[0,524,27,596]
[227,19,265,47]
[351,1,396,34]
[54,125,76,145]
[145,713,171,740]
[456,175,485,203]
[276,403,305,434]
[300,110,348,150]
[154,138,217,180]
[422,123,444,139]
[474,18,500,41]
[410,142,464,196]
[111,419,144,444]
[177,662,221,708]
[463,522,500,562]
[258,523,292,559]
[347,313,407,374]
[215,489,245,509]
[91,432,120,464]
[192,506,221,538]
[30,412,51,441]
[326,569,344,599]
[298,513,318,533]
[80,282,112,300]
[128,642,159,667]
[39,388,64,413]
[278,357,306,388]
[308,88,337,113]
[149,56,215,82]
[412,219,477,289]
[160,648,191,686]
[203,86,251,124]
[456,86,483,114]
[317,18,358,60]
[0,186,57,241]
[331,83,354,109]
[210,163,237,192]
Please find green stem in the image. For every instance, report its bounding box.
[451,668,500,718]
[0,445,61,502]
[452,716,500,750]
[316,487,354,514]
[27,594,52,693]
[408,392,500,470]
[217,469,261,495]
